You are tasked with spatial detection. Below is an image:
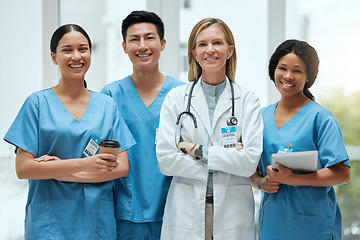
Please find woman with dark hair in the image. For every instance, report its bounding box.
[3,24,135,239]
[250,39,350,240]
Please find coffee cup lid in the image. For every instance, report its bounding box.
[99,140,120,148]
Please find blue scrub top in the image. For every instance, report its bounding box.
[4,89,135,240]
[101,76,184,223]
[257,101,350,240]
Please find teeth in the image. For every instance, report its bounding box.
[70,64,82,68]
[282,82,294,87]
[138,54,150,58]
[205,58,217,61]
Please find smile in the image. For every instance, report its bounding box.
[205,58,218,61]
[281,82,295,87]
[137,54,150,58]
[69,64,83,69]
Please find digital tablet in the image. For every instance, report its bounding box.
[271,151,318,174]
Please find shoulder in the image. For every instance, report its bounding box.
[233,81,260,104]
[26,88,53,107]
[91,91,117,106]
[165,76,186,87]
[101,76,132,93]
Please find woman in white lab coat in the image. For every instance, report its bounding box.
[156,18,263,240]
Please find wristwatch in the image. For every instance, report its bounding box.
[194,145,203,159]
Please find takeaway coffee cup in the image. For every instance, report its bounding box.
[99,140,120,162]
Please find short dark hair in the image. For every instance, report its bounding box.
[50,24,92,53]
[121,10,164,42]
[268,39,320,101]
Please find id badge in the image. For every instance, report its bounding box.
[221,126,237,149]
[278,144,294,153]
[83,135,101,157]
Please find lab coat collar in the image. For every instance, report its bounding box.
[188,76,238,137]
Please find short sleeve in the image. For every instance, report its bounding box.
[316,115,350,168]
[3,96,39,157]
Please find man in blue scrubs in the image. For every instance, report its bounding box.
[101,10,184,239]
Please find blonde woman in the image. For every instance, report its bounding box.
[156,18,263,240]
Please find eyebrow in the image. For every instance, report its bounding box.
[196,38,223,43]
[279,63,304,68]
[128,32,156,38]
[60,43,88,48]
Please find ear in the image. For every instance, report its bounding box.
[51,52,58,65]
[122,41,128,54]
[192,49,197,61]
[228,45,235,58]
[160,38,166,51]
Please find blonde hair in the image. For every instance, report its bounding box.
[187,18,237,82]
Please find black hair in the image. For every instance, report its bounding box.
[268,39,319,101]
[50,24,92,53]
[50,24,91,88]
[121,10,164,42]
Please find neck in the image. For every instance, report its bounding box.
[278,93,311,109]
[131,67,166,91]
[53,78,88,99]
[201,69,226,85]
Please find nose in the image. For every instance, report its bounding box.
[284,71,292,79]
[206,44,215,53]
[72,50,81,60]
[138,38,148,51]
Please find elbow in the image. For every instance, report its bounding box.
[15,166,28,179]
[343,168,351,184]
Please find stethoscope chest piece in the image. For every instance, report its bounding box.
[227,116,238,126]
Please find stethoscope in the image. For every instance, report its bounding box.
[175,77,238,153]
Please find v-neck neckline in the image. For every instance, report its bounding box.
[129,76,167,110]
[273,101,313,130]
[50,88,92,123]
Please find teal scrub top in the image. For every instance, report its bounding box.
[4,89,135,240]
[101,76,184,223]
[257,101,350,240]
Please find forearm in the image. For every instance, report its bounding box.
[272,162,351,187]
[15,149,83,180]
[57,151,129,183]
[286,163,350,187]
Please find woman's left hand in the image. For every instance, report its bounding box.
[267,163,294,185]
[34,155,61,162]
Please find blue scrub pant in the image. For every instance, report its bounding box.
[116,219,162,240]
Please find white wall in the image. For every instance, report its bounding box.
[0,0,43,158]
[179,0,269,106]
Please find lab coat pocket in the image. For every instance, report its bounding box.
[294,214,332,240]
[97,200,116,240]
[223,185,255,229]
[25,202,51,239]
[167,182,195,230]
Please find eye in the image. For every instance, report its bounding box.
[278,67,286,71]
[294,69,302,73]
[62,49,71,52]
[198,43,206,47]
[79,47,88,52]
[129,38,138,42]
[214,41,222,45]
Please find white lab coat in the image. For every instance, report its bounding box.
[156,78,263,240]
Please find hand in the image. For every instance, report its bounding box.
[258,175,280,194]
[267,163,294,185]
[237,141,243,151]
[177,142,197,157]
[34,155,61,162]
[82,154,119,173]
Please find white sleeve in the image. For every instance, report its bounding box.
[156,87,208,181]
[207,90,263,177]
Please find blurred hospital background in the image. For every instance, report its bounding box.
[1,0,360,239]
